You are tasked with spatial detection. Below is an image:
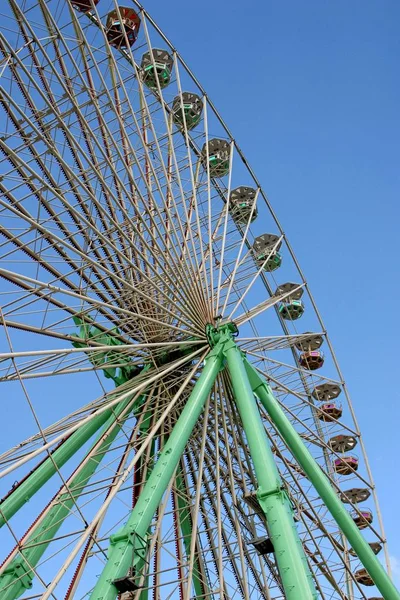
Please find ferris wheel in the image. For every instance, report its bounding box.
[0,2,398,600]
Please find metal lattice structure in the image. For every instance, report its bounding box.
[0,2,398,600]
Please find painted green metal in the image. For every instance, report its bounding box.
[88,342,224,600]
[0,320,144,527]
[0,403,114,527]
[244,357,400,600]
[223,339,318,600]
[175,467,207,598]
[0,393,139,600]
[143,63,171,89]
[206,321,238,348]
[71,316,141,386]
[257,251,282,272]
[134,405,156,600]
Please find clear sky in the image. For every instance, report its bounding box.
[0,1,398,595]
[147,0,400,583]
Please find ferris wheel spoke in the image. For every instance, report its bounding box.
[0,174,204,337]
[0,40,206,331]
[261,428,357,598]
[5,1,135,261]
[0,39,125,286]
[225,236,285,322]
[213,189,260,318]
[139,17,212,315]
[0,177,124,316]
[237,333,326,353]
[194,420,273,598]
[201,99,216,314]
[1,356,194,466]
[185,447,248,599]
[213,157,239,315]
[212,383,226,600]
[0,263,201,341]
[0,386,147,588]
[233,284,305,327]
[219,372,340,596]
[180,392,210,600]
[34,352,209,600]
[253,367,358,450]
[94,19,212,322]
[171,62,214,317]
[0,348,206,484]
[219,207,269,320]
[64,422,140,600]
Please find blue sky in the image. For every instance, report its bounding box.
[0,1,398,595]
[147,0,400,582]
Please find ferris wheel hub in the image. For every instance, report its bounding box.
[205,321,239,347]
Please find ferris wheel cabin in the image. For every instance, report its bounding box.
[253,233,282,272]
[299,350,324,370]
[201,138,231,177]
[295,332,324,352]
[328,434,357,452]
[351,508,374,529]
[349,542,382,557]
[333,455,359,475]
[354,568,375,587]
[340,487,371,504]
[141,49,174,89]
[229,186,258,224]
[318,402,343,421]
[312,382,341,401]
[172,92,203,130]
[105,7,141,48]
[70,0,100,11]
[278,299,305,320]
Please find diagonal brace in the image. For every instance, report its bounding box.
[244,357,400,600]
[89,343,224,600]
[224,338,318,600]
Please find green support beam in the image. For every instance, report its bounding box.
[244,357,400,600]
[71,316,141,386]
[223,339,318,600]
[89,343,224,600]
[134,408,157,600]
[175,467,208,599]
[0,319,144,528]
[0,402,117,527]
[0,394,139,600]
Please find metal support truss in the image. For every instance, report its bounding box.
[0,392,143,600]
[88,340,224,600]
[0,401,116,527]
[175,467,209,599]
[223,336,318,600]
[3,320,399,600]
[243,357,400,600]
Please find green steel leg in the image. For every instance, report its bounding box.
[0,394,138,600]
[224,340,318,600]
[135,419,157,600]
[175,467,208,598]
[0,403,117,527]
[89,344,223,600]
[244,357,400,600]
